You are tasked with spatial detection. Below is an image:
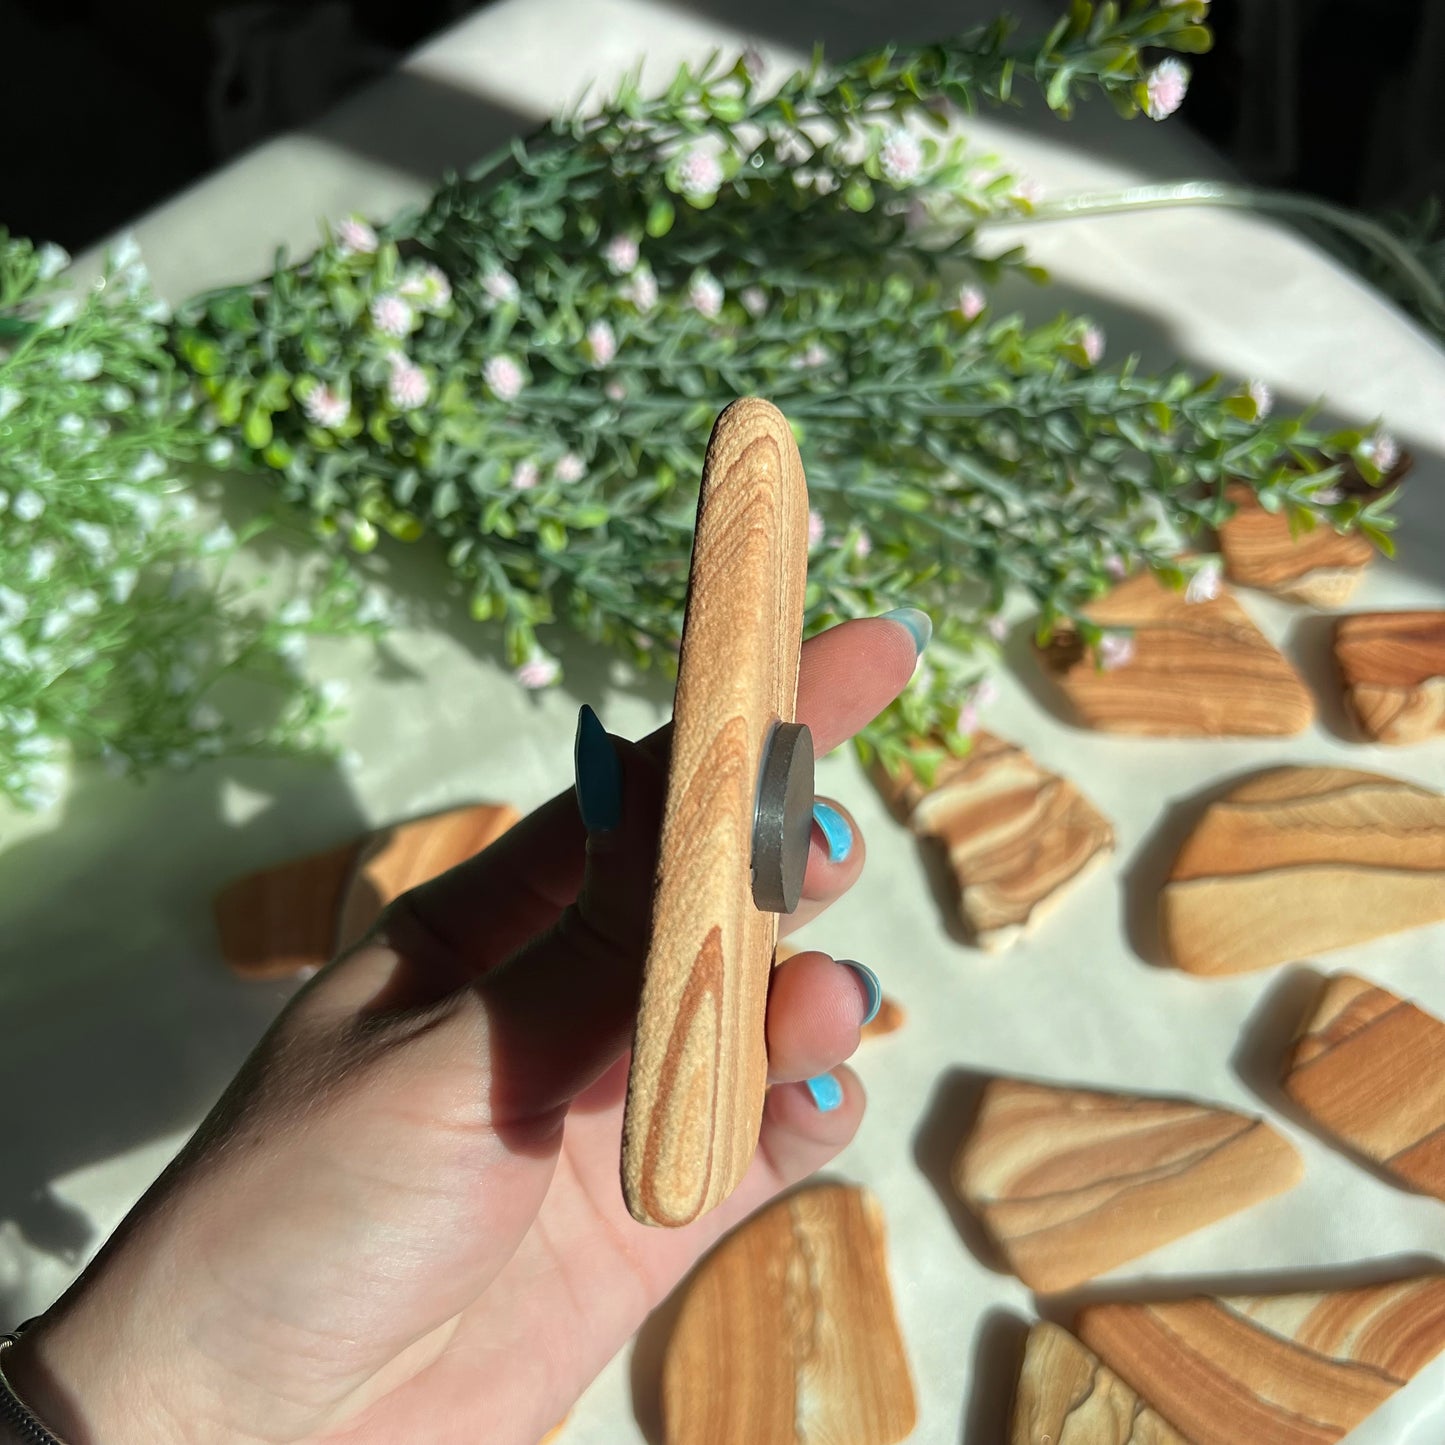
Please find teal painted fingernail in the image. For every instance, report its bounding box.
[811,801,853,864]
[880,607,932,655]
[838,959,881,1027]
[805,1072,844,1113]
[573,704,622,833]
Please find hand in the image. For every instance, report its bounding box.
[6,615,921,1445]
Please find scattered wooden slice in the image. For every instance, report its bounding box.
[1218,485,1374,607]
[873,732,1114,951]
[1282,973,1445,1201]
[1335,610,1445,744]
[661,1183,917,1445]
[1161,767,1445,975]
[1034,571,1313,736]
[334,802,522,953]
[952,1077,1302,1294]
[1077,1276,1445,1445]
[1011,1321,1188,1445]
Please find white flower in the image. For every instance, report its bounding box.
[356,587,393,625]
[1185,558,1223,604]
[676,147,723,199]
[483,355,525,401]
[188,702,222,732]
[319,679,349,708]
[515,655,560,689]
[43,295,81,329]
[26,543,57,582]
[955,285,986,321]
[199,523,236,554]
[1104,551,1128,580]
[142,298,171,323]
[58,347,103,381]
[1099,632,1136,671]
[0,586,26,629]
[791,342,830,370]
[853,531,872,559]
[584,320,617,366]
[278,598,313,627]
[1145,58,1189,121]
[130,450,166,482]
[20,761,66,812]
[741,44,766,80]
[740,286,768,318]
[986,615,1009,642]
[141,397,165,419]
[603,234,640,274]
[0,634,27,668]
[101,384,132,411]
[1080,325,1105,365]
[879,128,924,184]
[1358,430,1400,474]
[688,272,724,319]
[13,490,44,522]
[0,388,18,420]
[58,412,85,436]
[482,268,519,305]
[399,264,452,310]
[510,460,540,491]
[1246,379,1273,419]
[604,379,627,403]
[66,589,100,618]
[1312,483,1344,506]
[205,437,235,466]
[108,231,142,273]
[957,701,979,736]
[335,217,378,255]
[807,509,825,547]
[170,493,197,524]
[71,521,111,555]
[39,612,70,642]
[111,568,138,603]
[370,294,414,337]
[1012,177,1042,207]
[275,633,307,666]
[302,383,349,429]
[126,490,164,533]
[554,452,586,484]
[9,709,35,735]
[386,359,430,410]
[36,242,69,280]
[623,268,658,313]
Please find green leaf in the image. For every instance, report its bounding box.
[242,409,273,449]
[1170,25,1214,53]
[538,519,568,552]
[843,178,875,212]
[645,197,676,237]
[568,505,610,528]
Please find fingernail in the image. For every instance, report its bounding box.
[574,704,622,833]
[805,1072,844,1113]
[837,959,881,1026]
[811,801,853,864]
[880,607,932,656]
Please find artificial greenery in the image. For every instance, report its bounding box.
[0,232,388,812]
[172,0,1398,782]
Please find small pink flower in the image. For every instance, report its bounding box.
[740,286,768,318]
[1358,430,1400,473]
[1080,325,1105,365]
[807,509,825,547]
[956,285,986,321]
[399,264,452,309]
[511,460,539,491]
[677,148,724,199]
[1104,552,1128,580]
[1099,632,1136,671]
[741,44,765,80]
[972,676,1000,708]
[878,128,923,184]
[1185,559,1223,604]
[1145,59,1189,121]
[387,358,430,410]
[853,531,872,560]
[957,701,979,736]
[1313,484,1344,506]
[370,293,414,337]
[603,234,640,274]
[986,615,1009,642]
[554,451,586,484]
[604,379,627,403]
[792,342,830,370]
[515,656,560,689]
[624,269,658,313]
[303,383,349,428]
[483,355,524,401]
[1247,379,1273,419]
[1012,177,1042,207]
[689,272,724,319]
[482,268,519,304]
[335,217,378,254]
[585,320,617,366]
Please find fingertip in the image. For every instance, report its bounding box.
[766,951,868,1082]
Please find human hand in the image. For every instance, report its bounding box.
[6,613,925,1445]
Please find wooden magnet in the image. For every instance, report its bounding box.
[622,399,810,1228]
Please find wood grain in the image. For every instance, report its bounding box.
[952,1078,1302,1293]
[1011,1322,1189,1445]
[622,399,809,1227]
[661,1183,917,1445]
[1282,973,1445,1201]
[1034,570,1313,736]
[1161,767,1445,975]
[1335,610,1445,744]
[334,802,521,953]
[1218,484,1374,607]
[874,731,1113,951]
[1078,1277,1445,1444]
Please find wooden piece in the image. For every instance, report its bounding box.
[214,841,361,978]
[1011,1322,1189,1445]
[874,731,1114,951]
[1161,767,1445,976]
[861,996,906,1040]
[1218,484,1374,607]
[1335,610,1445,744]
[661,1183,917,1445]
[334,802,522,953]
[1034,570,1313,736]
[1077,1277,1445,1445]
[952,1078,1302,1294]
[622,399,809,1228]
[1282,973,1445,1201]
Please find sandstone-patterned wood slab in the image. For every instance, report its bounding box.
[1078,1276,1445,1445]
[952,1078,1302,1293]
[1161,767,1445,975]
[1282,973,1445,1201]
[1011,1322,1189,1445]
[1335,610,1445,744]
[1034,570,1313,736]
[661,1183,917,1445]
[214,840,362,978]
[873,731,1114,951]
[334,802,522,953]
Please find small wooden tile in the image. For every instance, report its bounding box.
[952,1078,1302,1294]
[1283,973,1445,1201]
[662,1183,917,1445]
[1161,766,1445,975]
[334,802,522,953]
[1034,571,1313,736]
[1335,610,1445,744]
[1078,1277,1445,1445]
[1011,1322,1188,1445]
[874,732,1114,951]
